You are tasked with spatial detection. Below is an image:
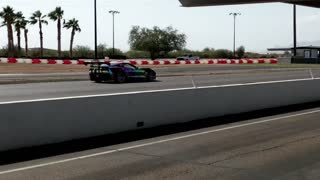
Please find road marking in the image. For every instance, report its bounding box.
[1,108,320,175]
[0,77,318,105]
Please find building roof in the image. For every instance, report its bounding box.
[179,0,320,8]
[268,46,320,51]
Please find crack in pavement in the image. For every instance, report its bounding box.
[208,134,320,166]
[121,150,248,171]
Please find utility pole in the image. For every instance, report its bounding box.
[229,12,241,58]
[109,10,120,56]
[293,4,297,57]
[94,0,98,59]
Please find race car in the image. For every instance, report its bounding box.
[176,54,200,61]
[85,62,156,83]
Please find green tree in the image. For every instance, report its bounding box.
[48,7,64,57]
[202,47,215,58]
[203,47,215,52]
[0,6,16,57]
[73,45,93,58]
[129,26,186,60]
[97,43,107,58]
[30,10,48,57]
[125,50,150,59]
[63,18,81,57]
[236,46,245,59]
[96,44,124,59]
[212,49,233,58]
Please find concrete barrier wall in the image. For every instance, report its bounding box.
[1,79,320,152]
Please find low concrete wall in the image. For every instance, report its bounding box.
[278,57,291,64]
[292,57,320,64]
[1,79,320,152]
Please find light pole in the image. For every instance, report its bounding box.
[109,10,120,56]
[94,0,98,59]
[229,12,241,58]
[293,4,297,57]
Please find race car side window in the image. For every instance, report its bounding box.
[124,64,137,70]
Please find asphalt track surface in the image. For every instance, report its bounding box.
[0,64,319,84]
[0,68,319,102]
[0,104,320,180]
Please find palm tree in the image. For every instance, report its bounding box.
[48,7,64,57]
[20,18,29,57]
[64,18,81,57]
[0,6,16,57]
[30,10,48,57]
[14,11,24,52]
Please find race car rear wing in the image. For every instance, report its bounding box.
[84,61,111,66]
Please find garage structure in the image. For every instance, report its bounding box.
[179,0,320,62]
[269,46,320,64]
[178,0,320,8]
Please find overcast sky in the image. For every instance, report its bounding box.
[0,0,319,53]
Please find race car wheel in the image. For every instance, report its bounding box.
[145,70,156,81]
[115,71,127,83]
[94,78,102,83]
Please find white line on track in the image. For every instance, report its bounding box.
[0,77,318,105]
[1,108,320,175]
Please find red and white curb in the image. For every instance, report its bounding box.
[0,58,278,65]
[0,58,85,65]
[120,59,278,65]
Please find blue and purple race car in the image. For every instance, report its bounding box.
[85,62,156,83]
